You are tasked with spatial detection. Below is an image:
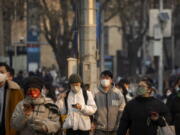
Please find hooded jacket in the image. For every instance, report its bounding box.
[11,96,60,135]
[94,85,125,131]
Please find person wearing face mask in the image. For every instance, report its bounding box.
[116,79,133,104]
[93,70,125,135]
[174,78,180,92]
[166,77,180,135]
[57,74,97,135]
[11,76,60,135]
[166,78,180,108]
[118,78,171,135]
[0,62,24,135]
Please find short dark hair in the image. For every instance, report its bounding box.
[100,70,113,79]
[0,62,11,72]
[24,76,44,90]
[68,74,82,84]
[140,77,153,88]
[119,78,130,85]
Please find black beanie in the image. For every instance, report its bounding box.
[69,74,82,84]
[25,76,44,90]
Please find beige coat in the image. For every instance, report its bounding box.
[11,96,61,135]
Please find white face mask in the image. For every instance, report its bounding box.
[101,79,111,87]
[166,90,172,96]
[0,73,7,83]
[71,85,81,93]
[55,89,60,96]
[175,87,180,92]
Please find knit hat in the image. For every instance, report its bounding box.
[25,76,44,90]
[69,74,82,84]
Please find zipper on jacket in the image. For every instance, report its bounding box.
[106,93,109,133]
[36,105,40,116]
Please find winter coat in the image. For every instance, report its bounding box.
[94,86,125,131]
[118,96,171,135]
[0,80,24,135]
[11,96,60,135]
[167,93,180,135]
[57,88,97,131]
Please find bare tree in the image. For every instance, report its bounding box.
[39,0,76,77]
[118,0,149,75]
[2,0,25,49]
[101,0,149,76]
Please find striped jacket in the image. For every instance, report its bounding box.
[11,96,60,135]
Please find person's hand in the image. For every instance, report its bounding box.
[23,104,34,116]
[57,93,66,100]
[150,112,159,121]
[91,122,96,131]
[72,103,82,110]
[31,120,48,132]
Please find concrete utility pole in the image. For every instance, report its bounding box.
[171,3,175,74]
[0,0,4,61]
[158,0,164,94]
[79,0,97,91]
[142,0,148,75]
[100,10,105,72]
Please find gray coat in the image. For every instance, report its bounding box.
[11,97,60,135]
[94,86,125,131]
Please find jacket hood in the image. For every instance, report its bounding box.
[98,84,115,94]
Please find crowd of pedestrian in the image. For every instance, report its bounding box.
[0,62,180,135]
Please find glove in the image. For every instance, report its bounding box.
[30,120,48,132]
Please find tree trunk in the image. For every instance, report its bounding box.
[127,37,142,76]
[52,45,69,78]
[3,19,12,47]
[3,6,12,56]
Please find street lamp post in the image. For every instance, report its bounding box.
[158,0,164,94]
[79,0,97,91]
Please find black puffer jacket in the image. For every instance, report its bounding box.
[167,94,180,135]
[118,96,171,135]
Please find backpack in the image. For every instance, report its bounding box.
[64,89,88,114]
[60,89,92,126]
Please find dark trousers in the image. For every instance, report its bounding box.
[0,127,5,135]
[66,129,89,135]
[0,122,5,135]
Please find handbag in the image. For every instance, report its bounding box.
[157,117,176,135]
